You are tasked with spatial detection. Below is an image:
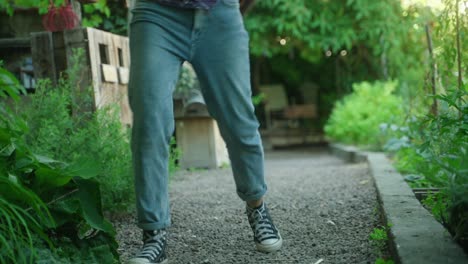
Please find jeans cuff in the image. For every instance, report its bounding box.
[138,220,171,231]
[237,185,267,202]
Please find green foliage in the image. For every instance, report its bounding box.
[34,233,118,263]
[422,192,448,224]
[375,258,394,264]
[434,0,468,91]
[246,0,433,120]
[246,0,403,56]
[0,65,26,100]
[0,66,119,263]
[369,225,393,264]
[251,92,265,107]
[369,227,388,249]
[0,0,112,32]
[0,0,55,15]
[174,63,198,97]
[169,137,180,176]
[18,61,135,212]
[82,0,111,25]
[1,0,107,15]
[324,81,405,150]
[389,89,468,245]
[0,181,53,264]
[0,63,52,264]
[82,0,123,35]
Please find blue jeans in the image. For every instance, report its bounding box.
[128,0,267,230]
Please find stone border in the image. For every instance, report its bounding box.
[330,144,468,264]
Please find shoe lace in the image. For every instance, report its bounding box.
[137,230,166,260]
[248,206,277,240]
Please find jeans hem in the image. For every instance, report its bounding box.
[237,186,267,202]
[138,221,171,231]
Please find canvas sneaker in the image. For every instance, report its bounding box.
[246,202,283,253]
[127,229,168,264]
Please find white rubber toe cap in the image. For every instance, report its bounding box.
[256,233,283,253]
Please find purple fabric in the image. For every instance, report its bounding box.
[155,0,218,9]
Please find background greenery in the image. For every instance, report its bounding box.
[244,0,431,125]
[323,0,468,251]
[324,81,405,150]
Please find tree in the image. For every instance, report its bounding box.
[245,0,433,115]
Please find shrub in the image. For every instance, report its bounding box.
[1,65,119,263]
[388,89,468,247]
[0,183,53,263]
[324,81,405,150]
[19,78,135,212]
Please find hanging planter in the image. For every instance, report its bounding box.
[42,0,80,32]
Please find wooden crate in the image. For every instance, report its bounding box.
[31,27,132,126]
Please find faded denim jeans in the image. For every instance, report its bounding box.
[128,0,267,230]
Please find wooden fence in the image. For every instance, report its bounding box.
[31,27,132,126]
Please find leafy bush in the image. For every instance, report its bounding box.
[387,89,468,247]
[324,81,405,150]
[1,66,119,263]
[20,82,134,211]
[13,47,135,212]
[0,182,53,263]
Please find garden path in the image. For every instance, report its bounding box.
[115,147,382,263]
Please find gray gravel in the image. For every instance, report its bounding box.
[115,148,383,264]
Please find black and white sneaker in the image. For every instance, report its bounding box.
[246,202,283,253]
[127,229,168,264]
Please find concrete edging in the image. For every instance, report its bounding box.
[330,144,468,264]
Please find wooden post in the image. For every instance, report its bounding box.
[455,0,462,92]
[425,23,438,116]
[31,32,57,85]
[63,28,95,114]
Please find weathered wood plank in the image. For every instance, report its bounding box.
[101,64,118,83]
[0,37,30,48]
[51,32,67,78]
[85,28,102,107]
[118,67,129,84]
[63,28,95,114]
[30,32,57,84]
[283,104,317,119]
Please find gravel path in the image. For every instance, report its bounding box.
[115,148,382,264]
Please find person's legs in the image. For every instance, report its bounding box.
[128,0,282,258]
[189,0,282,252]
[129,0,192,232]
[128,2,196,263]
[190,0,267,203]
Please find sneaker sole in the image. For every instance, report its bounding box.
[256,234,283,253]
[127,258,168,264]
